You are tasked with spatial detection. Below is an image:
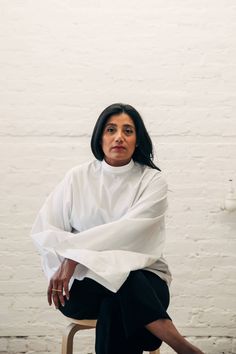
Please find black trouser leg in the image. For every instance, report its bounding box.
[116,270,171,351]
[59,270,171,354]
[95,296,143,354]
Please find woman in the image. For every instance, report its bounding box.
[31,103,204,354]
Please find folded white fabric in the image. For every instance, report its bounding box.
[31,159,170,292]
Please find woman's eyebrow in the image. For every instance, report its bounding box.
[105,123,135,128]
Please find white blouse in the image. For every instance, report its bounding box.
[31,159,172,292]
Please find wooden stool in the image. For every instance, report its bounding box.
[61,317,160,354]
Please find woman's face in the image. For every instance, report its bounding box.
[101,113,137,166]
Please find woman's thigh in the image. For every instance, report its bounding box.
[141,270,170,309]
[58,277,113,319]
[59,270,170,332]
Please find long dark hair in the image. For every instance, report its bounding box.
[90,103,161,171]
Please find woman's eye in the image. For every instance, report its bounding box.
[125,129,133,134]
[107,127,115,133]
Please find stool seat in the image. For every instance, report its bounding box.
[65,317,97,327]
[61,316,160,354]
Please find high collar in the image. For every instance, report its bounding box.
[101,159,134,174]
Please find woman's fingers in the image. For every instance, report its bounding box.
[52,279,59,309]
[47,279,53,306]
[63,280,70,301]
[57,283,65,307]
[51,279,68,308]
[48,259,77,308]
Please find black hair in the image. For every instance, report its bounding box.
[90,103,161,171]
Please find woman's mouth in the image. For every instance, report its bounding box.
[112,146,126,150]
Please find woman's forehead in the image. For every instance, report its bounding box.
[106,113,134,126]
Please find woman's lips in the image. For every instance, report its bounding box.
[112,146,126,150]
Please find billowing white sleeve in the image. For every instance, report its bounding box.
[30,169,82,283]
[31,170,168,292]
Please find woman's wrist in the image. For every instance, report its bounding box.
[65,258,78,266]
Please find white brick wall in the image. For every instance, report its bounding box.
[1,0,236,353]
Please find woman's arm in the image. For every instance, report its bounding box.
[31,169,168,293]
[32,171,167,253]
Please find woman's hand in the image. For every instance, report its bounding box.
[47,258,78,309]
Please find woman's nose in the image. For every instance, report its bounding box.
[115,130,124,142]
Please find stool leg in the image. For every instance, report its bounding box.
[61,323,81,354]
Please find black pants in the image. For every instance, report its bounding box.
[59,269,171,354]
